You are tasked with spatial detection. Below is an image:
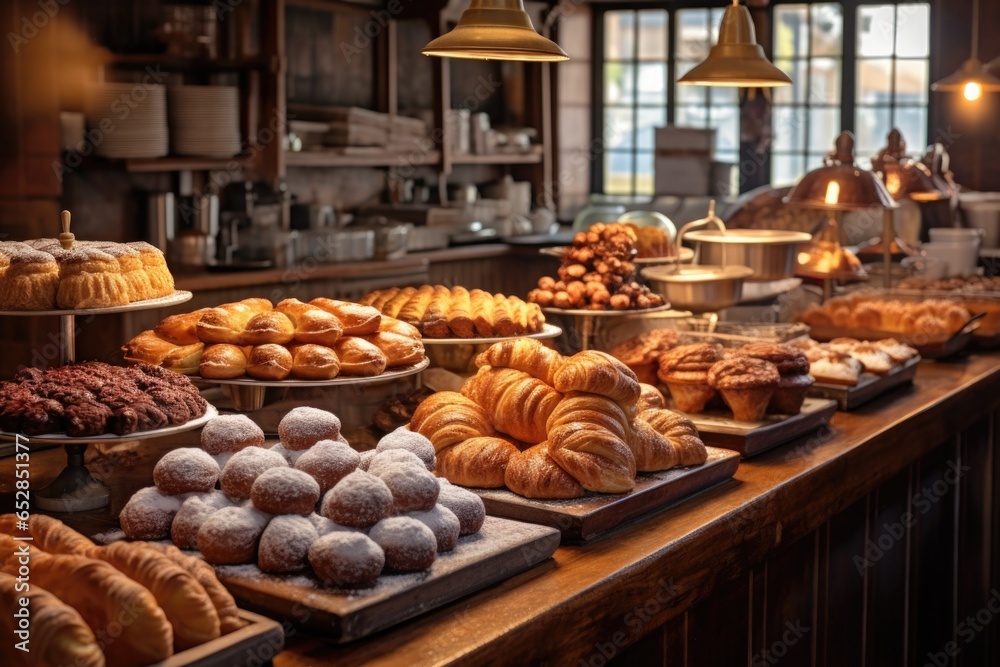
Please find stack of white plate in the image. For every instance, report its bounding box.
[84,83,169,159]
[168,85,242,158]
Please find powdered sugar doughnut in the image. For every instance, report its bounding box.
[271,442,307,465]
[258,515,319,573]
[366,449,424,478]
[197,506,272,565]
[154,448,220,495]
[120,487,184,540]
[435,484,486,535]
[358,450,376,471]
[171,492,236,549]
[220,447,289,500]
[308,513,355,537]
[368,516,437,571]
[278,407,342,450]
[250,467,321,515]
[201,415,265,454]
[408,505,460,552]
[376,428,435,470]
[320,470,392,529]
[374,463,439,513]
[308,532,385,588]
[294,440,360,494]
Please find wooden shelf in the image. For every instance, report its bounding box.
[284,150,441,168]
[449,150,543,165]
[100,52,272,72]
[71,154,252,173]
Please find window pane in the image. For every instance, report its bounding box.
[773,59,808,105]
[773,107,806,153]
[809,108,840,153]
[858,6,896,58]
[604,151,634,194]
[773,154,806,187]
[895,59,928,105]
[774,5,808,59]
[635,152,654,195]
[896,4,930,58]
[637,10,668,61]
[636,108,667,151]
[811,4,843,56]
[714,107,740,158]
[857,59,894,104]
[809,58,841,104]
[676,9,712,60]
[605,63,635,105]
[675,105,709,129]
[855,106,892,154]
[604,108,635,150]
[604,11,635,60]
[710,85,738,105]
[894,107,928,149]
[637,63,667,104]
[676,61,708,104]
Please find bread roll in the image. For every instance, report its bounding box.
[381,286,418,319]
[363,287,399,310]
[275,298,344,346]
[154,308,212,345]
[469,288,495,337]
[197,299,272,344]
[447,286,474,337]
[379,316,421,337]
[309,298,381,335]
[333,337,387,376]
[491,294,516,337]
[289,343,341,380]
[122,330,204,374]
[246,344,293,380]
[396,285,434,326]
[363,331,424,367]
[242,311,295,345]
[421,286,453,338]
[199,344,249,379]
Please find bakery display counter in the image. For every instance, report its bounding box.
[5,354,998,666]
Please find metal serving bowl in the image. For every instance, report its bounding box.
[641,264,755,313]
[684,229,812,281]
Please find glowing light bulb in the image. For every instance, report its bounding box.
[964,81,982,101]
[824,181,840,206]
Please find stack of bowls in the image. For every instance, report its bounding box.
[168,85,242,157]
[85,83,169,159]
[924,228,982,277]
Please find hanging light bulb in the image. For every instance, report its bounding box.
[931,0,1000,98]
[677,0,791,87]
[421,1,569,62]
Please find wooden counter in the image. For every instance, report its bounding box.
[3,355,998,666]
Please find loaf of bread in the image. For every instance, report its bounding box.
[359,285,546,338]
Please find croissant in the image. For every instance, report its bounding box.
[552,350,641,415]
[138,542,243,635]
[0,573,105,667]
[474,338,564,387]
[637,383,667,412]
[628,418,679,472]
[639,408,708,466]
[546,391,636,493]
[0,538,173,667]
[95,542,220,650]
[0,513,96,556]
[410,391,496,451]
[461,366,562,444]
[504,442,585,499]
[436,437,520,488]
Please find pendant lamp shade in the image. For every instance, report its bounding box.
[785,132,897,211]
[677,0,790,87]
[421,1,569,62]
[931,0,1000,96]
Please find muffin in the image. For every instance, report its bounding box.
[656,343,725,414]
[739,343,814,415]
[608,329,678,385]
[707,356,780,422]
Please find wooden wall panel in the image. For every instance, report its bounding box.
[685,573,749,666]
[866,468,912,667]
[818,497,868,667]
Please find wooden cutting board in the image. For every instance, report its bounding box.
[474,447,740,542]
[807,356,920,410]
[152,610,284,667]
[213,517,559,643]
[676,398,838,458]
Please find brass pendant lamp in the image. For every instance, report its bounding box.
[931,0,1000,100]
[678,0,791,87]
[421,1,569,62]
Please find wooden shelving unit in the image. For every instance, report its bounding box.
[449,150,544,166]
[285,150,441,168]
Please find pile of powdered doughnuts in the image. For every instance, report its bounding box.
[122,297,425,380]
[120,408,486,589]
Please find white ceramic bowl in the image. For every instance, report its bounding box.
[922,241,980,277]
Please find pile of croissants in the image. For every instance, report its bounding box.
[0,515,242,667]
[411,339,708,499]
[123,297,425,381]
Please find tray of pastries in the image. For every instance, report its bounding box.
[123,297,427,382]
[528,223,668,312]
[0,515,284,667]
[359,285,549,339]
[0,361,213,440]
[116,408,559,642]
[0,238,186,313]
[798,293,980,358]
[794,337,920,410]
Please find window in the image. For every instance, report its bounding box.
[770,1,930,184]
[596,7,740,196]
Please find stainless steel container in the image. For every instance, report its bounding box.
[684,229,812,281]
[641,265,754,313]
